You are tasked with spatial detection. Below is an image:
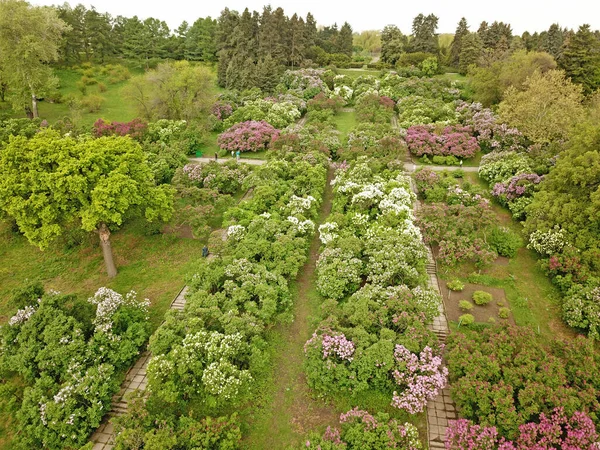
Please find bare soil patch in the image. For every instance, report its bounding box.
[441,281,515,325]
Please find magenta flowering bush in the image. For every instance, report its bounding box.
[211,101,234,120]
[321,333,356,361]
[491,173,543,203]
[391,345,448,413]
[446,408,599,450]
[405,125,479,159]
[93,118,147,140]
[217,120,280,153]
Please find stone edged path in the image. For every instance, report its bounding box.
[90,286,189,449]
[409,166,458,449]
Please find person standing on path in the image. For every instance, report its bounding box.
[215,152,218,161]
[236,150,240,162]
[231,150,234,158]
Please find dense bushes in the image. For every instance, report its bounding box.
[446,325,600,440]
[405,125,479,159]
[305,159,445,413]
[217,120,280,153]
[0,287,150,448]
[114,152,328,446]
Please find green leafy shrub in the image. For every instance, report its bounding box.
[80,94,104,113]
[459,314,475,325]
[473,290,492,305]
[459,300,473,311]
[447,279,465,291]
[498,307,511,319]
[97,82,107,93]
[489,226,522,258]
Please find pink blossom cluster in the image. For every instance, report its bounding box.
[391,344,448,413]
[405,125,479,158]
[492,173,543,201]
[339,408,378,429]
[93,118,147,140]
[217,120,280,153]
[446,408,599,450]
[321,333,355,361]
[211,101,233,120]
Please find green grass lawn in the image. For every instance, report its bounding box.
[412,151,483,167]
[333,110,357,142]
[435,72,467,83]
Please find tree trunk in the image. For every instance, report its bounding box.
[98,222,118,278]
[31,93,38,118]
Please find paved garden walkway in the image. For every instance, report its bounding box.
[409,169,458,450]
[90,286,189,449]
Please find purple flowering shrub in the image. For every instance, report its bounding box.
[211,101,234,120]
[446,326,600,440]
[446,408,599,450]
[180,161,251,194]
[355,93,396,124]
[391,345,448,413]
[93,118,147,140]
[405,125,479,159]
[304,408,423,449]
[217,120,280,152]
[491,173,543,217]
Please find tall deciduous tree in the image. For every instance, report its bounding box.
[0,0,68,118]
[0,130,174,278]
[125,61,215,121]
[499,70,584,144]
[449,18,469,67]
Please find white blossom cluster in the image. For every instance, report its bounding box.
[527,225,569,256]
[333,85,353,104]
[9,305,37,326]
[87,287,149,336]
[287,195,317,215]
[318,222,339,244]
[227,224,246,241]
[286,216,315,234]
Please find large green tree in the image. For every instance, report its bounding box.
[381,25,408,66]
[409,13,439,54]
[559,24,600,95]
[449,18,469,67]
[459,32,482,75]
[0,0,68,118]
[125,61,215,121]
[339,22,353,57]
[0,130,174,278]
[498,69,584,144]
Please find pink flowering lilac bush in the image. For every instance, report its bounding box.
[93,118,147,140]
[446,408,599,450]
[391,345,448,413]
[303,408,423,449]
[217,120,280,153]
[405,125,479,159]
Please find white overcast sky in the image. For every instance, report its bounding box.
[32,0,600,34]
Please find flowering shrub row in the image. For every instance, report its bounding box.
[405,125,480,159]
[115,151,329,446]
[1,287,150,449]
[304,158,445,416]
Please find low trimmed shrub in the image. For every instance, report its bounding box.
[473,290,492,305]
[498,307,511,319]
[447,279,465,291]
[459,300,473,311]
[459,314,475,325]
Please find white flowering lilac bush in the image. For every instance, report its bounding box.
[1,287,150,449]
[123,152,328,439]
[305,157,445,410]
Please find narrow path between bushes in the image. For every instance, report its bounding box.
[188,156,266,166]
[408,163,458,450]
[244,167,338,449]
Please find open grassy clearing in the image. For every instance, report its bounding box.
[333,110,357,143]
[438,172,573,341]
[336,68,382,79]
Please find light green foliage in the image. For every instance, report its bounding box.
[0,0,68,116]
[0,130,174,276]
[125,60,215,121]
[421,57,439,77]
[473,291,493,305]
[447,279,465,291]
[498,307,511,319]
[489,226,522,258]
[458,313,475,325]
[459,300,474,311]
[498,70,584,144]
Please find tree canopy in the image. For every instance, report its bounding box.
[0,130,174,277]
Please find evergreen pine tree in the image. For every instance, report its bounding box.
[449,18,469,67]
[559,24,600,94]
[339,22,353,57]
[459,32,482,75]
